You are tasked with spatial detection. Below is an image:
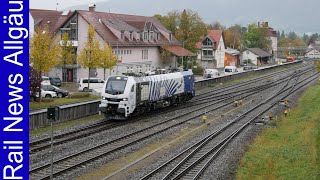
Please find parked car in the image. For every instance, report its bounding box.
[41,76,51,86]
[49,77,62,86]
[35,89,57,98]
[243,65,258,71]
[203,69,220,78]
[42,85,69,98]
[224,66,238,75]
[78,78,105,92]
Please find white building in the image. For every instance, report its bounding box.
[196,30,225,68]
[30,5,193,82]
[305,48,320,58]
[241,48,272,66]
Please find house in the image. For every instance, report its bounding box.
[241,48,272,65]
[305,48,320,58]
[30,4,193,82]
[224,48,240,67]
[196,30,226,68]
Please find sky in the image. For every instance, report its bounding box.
[30,0,319,35]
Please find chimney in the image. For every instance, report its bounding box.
[89,4,96,12]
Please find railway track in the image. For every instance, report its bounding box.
[29,65,315,180]
[140,72,319,180]
[29,63,313,154]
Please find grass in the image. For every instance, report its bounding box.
[30,94,99,110]
[30,114,103,137]
[236,81,320,180]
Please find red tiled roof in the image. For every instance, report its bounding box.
[77,10,180,46]
[196,30,223,49]
[161,46,195,56]
[30,9,74,34]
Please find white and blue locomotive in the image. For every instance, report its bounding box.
[99,71,195,120]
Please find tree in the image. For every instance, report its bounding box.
[302,33,309,44]
[287,31,298,40]
[208,21,226,30]
[60,32,76,83]
[77,25,103,90]
[224,24,243,49]
[100,43,117,79]
[154,11,179,36]
[243,23,271,51]
[160,47,172,64]
[30,25,61,100]
[155,9,207,52]
[175,9,207,52]
[280,30,285,39]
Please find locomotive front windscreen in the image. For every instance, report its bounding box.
[105,77,127,95]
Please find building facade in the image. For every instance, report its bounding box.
[305,49,320,58]
[196,30,226,68]
[241,48,272,66]
[30,5,193,82]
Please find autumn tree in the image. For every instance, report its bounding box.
[30,25,61,99]
[100,43,117,79]
[160,47,172,64]
[243,23,271,51]
[60,32,76,83]
[224,24,244,49]
[77,25,103,90]
[155,9,207,52]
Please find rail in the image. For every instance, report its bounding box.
[29,61,303,130]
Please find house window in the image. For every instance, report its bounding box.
[60,15,78,41]
[121,50,123,55]
[157,33,160,40]
[142,49,148,60]
[129,32,133,40]
[130,50,132,54]
[144,32,148,41]
[169,33,172,41]
[150,31,154,41]
[121,32,124,40]
[124,50,126,55]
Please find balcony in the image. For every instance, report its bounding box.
[202,44,214,48]
[202,55,214,61]
[60,40,78,47]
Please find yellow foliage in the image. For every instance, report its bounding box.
[77,25,102,69]
[100,42,117,70]
[60,32,76,65]
[30,25,61,74]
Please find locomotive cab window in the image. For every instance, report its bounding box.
[105,77,127,95]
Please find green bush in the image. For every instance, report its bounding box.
[69,92,90,98]
[192,66,204,75]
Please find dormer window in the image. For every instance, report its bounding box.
[143,31,148,41]
[169,33,173,41]
[129,32,133,40]
[149,31,154,41]
[157,33,160,41]
[121,31,124,40]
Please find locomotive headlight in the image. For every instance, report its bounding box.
[123,98,128,101]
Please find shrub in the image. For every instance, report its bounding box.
[192,66,204,75]
[69,92,90,98]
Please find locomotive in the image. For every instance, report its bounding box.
[99,71,195,120]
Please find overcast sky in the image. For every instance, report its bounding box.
[30,0,319,35]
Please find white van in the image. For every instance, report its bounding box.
[41,76,51,86]
[203,69,220,78]
[224,66,238,75]
[78,78,105,92]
